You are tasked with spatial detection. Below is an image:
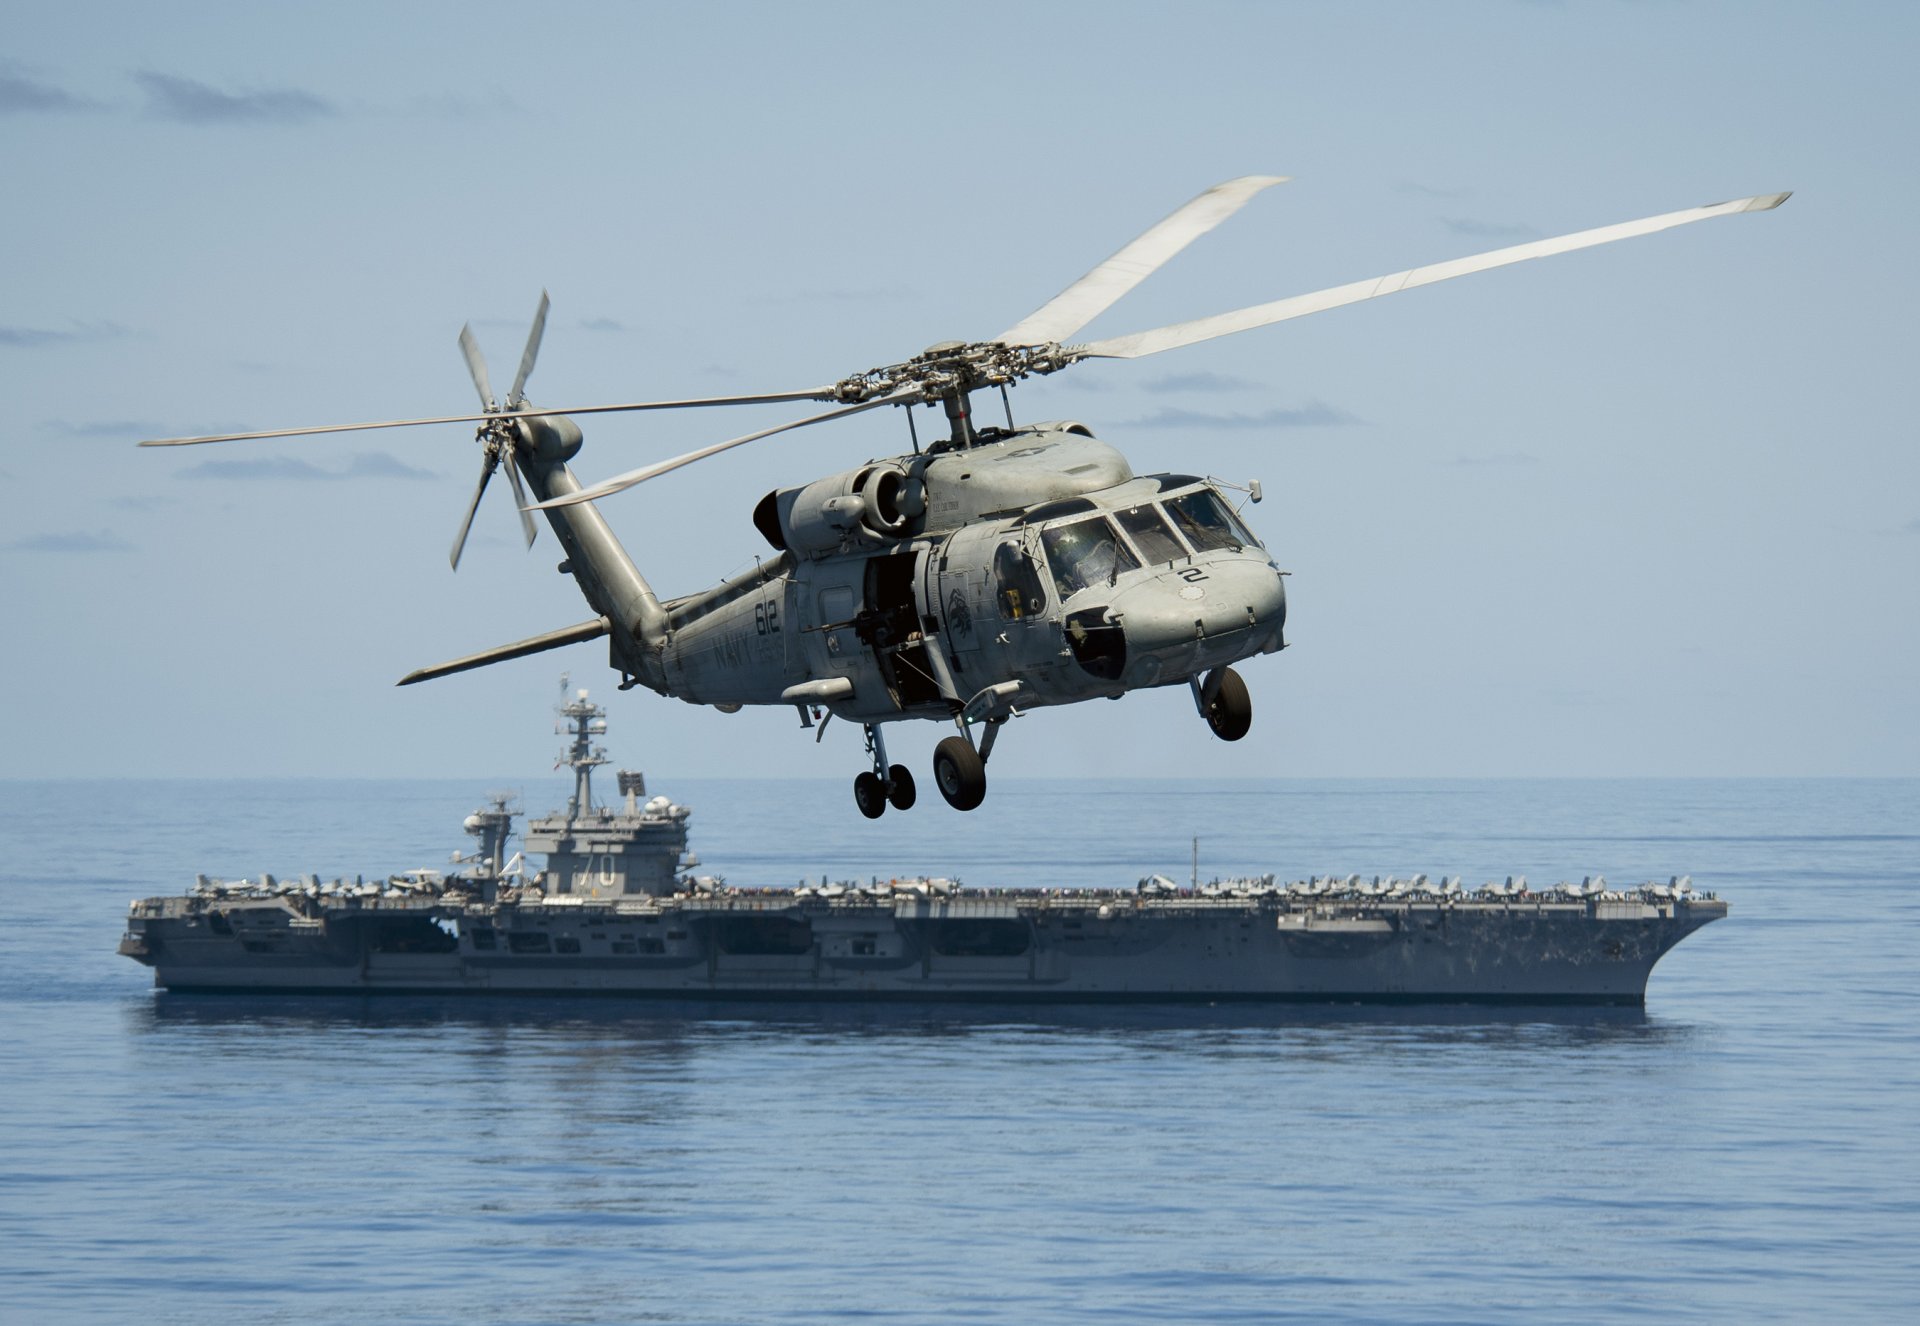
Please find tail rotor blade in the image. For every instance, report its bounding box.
[501,449,539,550]
[449,454,498,571]
[507,291,550,408]
[458,325,495,410]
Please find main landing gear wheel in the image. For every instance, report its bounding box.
[1202,666,1253,742]
[932,736,987,812]
[853,770,888,819]
[887,764,917,811]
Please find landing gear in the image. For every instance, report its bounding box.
[853,725,917,818]
[1197,666,1252,742]
[853,771,887,819]
[932,735,987,811]
[886,765,917,810]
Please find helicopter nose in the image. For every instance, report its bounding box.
[1108,560,1286,686]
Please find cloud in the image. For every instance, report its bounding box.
[135,71,334,125]
[1397,181,1466,201]
[1905,518,1920,535]
[6,530,133,553]
[343,452,436,480]
[578,317,626,333]
[44,419,164,438]
[176,450,435,481]
[0,66,94,114]
[1452,451,1538,467]
[0,322,128,348]
[1119,402,1361,430]
[1140,371,1262,394]
[1442,217,1540,240]
[111,495,174,512]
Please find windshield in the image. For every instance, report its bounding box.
[1164,489,1260,553]
[1041,516,1139,599]
[1113,504,1186,565]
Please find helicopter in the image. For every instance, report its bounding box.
[143,177,1788,817]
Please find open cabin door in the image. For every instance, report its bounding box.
[862,550,944,711]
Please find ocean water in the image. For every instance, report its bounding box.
[2,776,1916,1324]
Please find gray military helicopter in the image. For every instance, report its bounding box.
[144,177,1787,816]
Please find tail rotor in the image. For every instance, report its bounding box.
[450,293,548,571]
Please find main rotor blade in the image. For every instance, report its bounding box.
[529,390,916,511]
[449,454,498,571]
[1074,191,1791,362]
[507,290,550,408]
[501,449,539,549]
[138,388,837,447]
[994,175,1289,348]
[457,325,494,410]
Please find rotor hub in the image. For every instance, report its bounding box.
[829,340,1077,406]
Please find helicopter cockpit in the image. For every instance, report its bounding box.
[1026,479,1265,607]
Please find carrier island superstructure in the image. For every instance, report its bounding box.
[121,692,1725,1003]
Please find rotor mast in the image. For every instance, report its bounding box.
[829,340,1076,449]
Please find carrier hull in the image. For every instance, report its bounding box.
[124,892,1724,1005]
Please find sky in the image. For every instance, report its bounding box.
[3,0,1916,785]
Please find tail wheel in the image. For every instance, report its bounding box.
[887,764,917,811]
[932,736,987,811]
[1202,666,1253,742]
[853,771,887,819]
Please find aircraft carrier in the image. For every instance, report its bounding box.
[121,692,1725,1004]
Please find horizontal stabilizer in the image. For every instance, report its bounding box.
[398,617,609,687]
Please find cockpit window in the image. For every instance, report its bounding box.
[1113,504,1186,566]
[1164,489,1260,552]
[994,542,1047,619]
[1041,516,1139,599]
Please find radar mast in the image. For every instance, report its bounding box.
[556,678,609,820]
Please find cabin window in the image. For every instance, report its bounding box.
[994,542,1047,619]
[555,936,582,955]
[1164,490,1260,553]
[818,585,856,625]
[1041,516,1139,599]
[507,931,552,954]
[469,927,497,950]
[1113,504,1186,565]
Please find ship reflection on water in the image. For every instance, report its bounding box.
[136,990,1670,1046]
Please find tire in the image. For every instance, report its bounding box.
[1202,666,1253,742]
[931,736,987,811]
[853,770,887,819]
[887,764,917,811]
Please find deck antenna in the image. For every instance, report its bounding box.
[1192,836,1199,891]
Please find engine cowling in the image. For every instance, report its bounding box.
[754,463,921,556]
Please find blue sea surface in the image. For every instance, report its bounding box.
[2,777,1916,1324]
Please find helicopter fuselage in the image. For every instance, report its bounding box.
[523,421,1286,737]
